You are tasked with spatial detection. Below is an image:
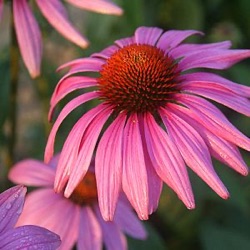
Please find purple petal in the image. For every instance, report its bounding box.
[77,206,102,250]
[178,49,250,71]
[178,72,250,97]
[181,80,250,116]
[65,0,123,15]
[157,30,203,52]
[8,159,55,187]
[143,112,195,209]
[114,199,147,239]
[94,204,127,250]
[122,114,149,220]
[36,0,88,48]
[0,0,3,20]
[92,44,119,59]
[45,91,98,164]
[95,114,126,221]
[64,105,112,197]
[17,189,79,250]
[0,186,26,234]
[134,27,163,45]
[54,103,105,193]
[50,76,97,118]
[177,94,250,151]
[160,108,230,199]
[0,225,61,249]
[115,37,135,48]
[170,41,232,59]
[13,0,42,78]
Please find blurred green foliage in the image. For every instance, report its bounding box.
[0,0,250,249]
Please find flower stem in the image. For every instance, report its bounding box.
[6,10,19,168]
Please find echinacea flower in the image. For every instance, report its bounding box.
[0,0,122,78]
[8,157,147,250]
[0,185,61,249]
[45,26,250,220]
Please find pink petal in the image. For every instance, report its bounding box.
[54,104,106,193]
[0,186,26,233]
[8,160,55,187]
[170,41,232,59]
[122,114,149,220]
[143,112,195,209]
[13,0,42,78]
[95,113,126,221]
[134,27,163,46]
[178,49,250,71]
[77,206,102,250]
[50,76,97,119]
[168,103,249,176]
[92,44,119,59]
[45,91,98,163]
[178,72,250,97]
[157,30,203,52]
[64,105,112,197]
[94,204,127,250]
[160,108,229,199]
[36,0,88,48]
[17,189,80,250]
[0,0,3,20]
[115,37,135,48]
[177,94,250,151]
[114,200,147,239]
[66,0,123,15]
[181,80,250,116]
[139,116,164,214]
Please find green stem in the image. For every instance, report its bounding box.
[6,8,19,168]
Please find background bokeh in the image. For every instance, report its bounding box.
[0,0,250,249]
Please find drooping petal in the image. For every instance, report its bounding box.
[178,49,250,71]
[0,186,26,234]
[45,91,98,163]
[64,105,112,197]
[95,113,126,221]
[50,76,97,117]
[134,27,163,46]
[54,104,106,193]
[94,204,127,250]
[157,29,203,52]
[143,112,195,209]
[36,0,88,48]
[160,108,229,199]
[13,0,42,78]
[122,114,149,220]
[170,41,232,59]
[8,160,55,187]
[77,207,102,250]
[181,80,250,116]
[17,189,79,250]
[114,200,147,239]
[177,94,250,151]
[167,103,249,176]
[0,225,61,250]
[178,72,250,97]
[66,0,123,15]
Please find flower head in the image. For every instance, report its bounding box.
[0,185,61,249]
[1,0,122,78]
[45,27,250,220]
[9,157,147,250]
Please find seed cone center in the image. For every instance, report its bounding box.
[98,44,179,113]
[69,172,97,206]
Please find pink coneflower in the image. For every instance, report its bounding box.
[9,157,147,250]
[45,26,250,221]
[0,185,61,249]
[0,0,122,78]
